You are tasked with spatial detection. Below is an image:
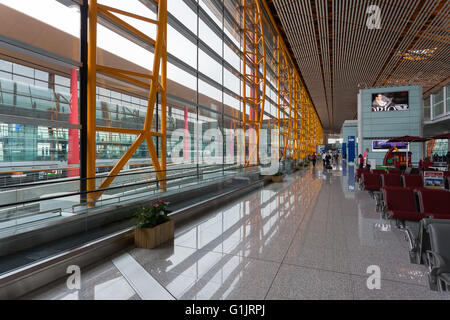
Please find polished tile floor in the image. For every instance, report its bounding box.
[23,163,450,300]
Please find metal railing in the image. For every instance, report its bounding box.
[0,163,260,231]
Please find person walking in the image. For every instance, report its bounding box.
[311,153,317,167]
[322,152,326,167]
[364,148,369,167]
[358,154,364,169]
[325,151,331,170]
[446,151,450,171]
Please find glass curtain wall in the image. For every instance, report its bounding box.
[428,85,449,121]
[0,0,325,276]
[0,0,81,187]
[0,0,289,183]
[0,0,327,205]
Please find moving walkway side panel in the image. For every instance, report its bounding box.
[0,175,264,300]
[0,173,260,258]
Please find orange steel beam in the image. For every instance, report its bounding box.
[293,78,302,160]
[260,0,322,156]
[242,0,266,166]
[291,76,297,160]
[278,49,292,158]
[87,0,98,202]
[261,0,322,129]
[87,0,167,204]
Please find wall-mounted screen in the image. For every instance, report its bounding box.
[371,91,409,112]
[372,140,409,152]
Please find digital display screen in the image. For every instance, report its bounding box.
[372,140,409,152]
[371,91,409,112]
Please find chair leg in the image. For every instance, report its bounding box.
[437,279,448,292]
[428,273,438,291]
[409,249,418,264]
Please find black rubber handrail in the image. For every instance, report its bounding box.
[0,163,247,190]
[0,164,258,209]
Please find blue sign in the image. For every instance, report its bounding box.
[348,164,355,192]
[342,142,347,159]
[317,145,326,154]
[348,136,355,163]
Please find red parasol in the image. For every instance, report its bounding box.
[431,133,450,140]
[387,135,430,143]
[386,136,430,168]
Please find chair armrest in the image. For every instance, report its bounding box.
[426,250,447,268]
[427,250,450,276]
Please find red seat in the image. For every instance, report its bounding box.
[382,187,424,221]
[381,174,403,188]
[427,213,450,219]
[402,174,423,189]
[362,173,381,191]
[388,169,402,175]
[391,210,426,221]
[417,189,450,218]
[372,169,386,175]
[356,168,370,182]
[444,171,450,189]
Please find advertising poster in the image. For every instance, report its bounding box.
[371,91,409,112]
[423,171,444,189]
[372,140,409,152]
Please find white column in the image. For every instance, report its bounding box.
[418,86,424,161]
[430,94,434,121]
[443,86,448,115]
[357,90,363,156]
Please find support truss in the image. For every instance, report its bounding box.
[242,0,266,166]
[87,0,167,204]
[277,44,292,159]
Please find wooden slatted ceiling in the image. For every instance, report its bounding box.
[271,0,449,132]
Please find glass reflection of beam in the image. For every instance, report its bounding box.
[162,169,323,298]
[178,192,297,299]
[165,189,289,275]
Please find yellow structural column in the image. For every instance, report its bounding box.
[276,36,281,158]
[241,0,266,166]
[160,0,167,189]
[87,0,97,204]
[86,0,168,203]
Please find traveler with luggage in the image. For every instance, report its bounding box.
[325,151,332,170]
[311,153,317,167]
[358,154,364,169]
[447,151,450,171]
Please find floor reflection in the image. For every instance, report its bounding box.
[24,164,450,300]
[22,261,139,300]
[130,168,323,300]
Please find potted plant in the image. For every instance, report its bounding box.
[134,200,174,249]
[290,160,296,170]
[272,171,283,182]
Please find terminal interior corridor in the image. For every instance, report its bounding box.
[23,164,450,300]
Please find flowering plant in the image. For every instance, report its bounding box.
[134,200,171,228]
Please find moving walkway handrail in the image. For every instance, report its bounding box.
[0,164,257,209]
[0,163,245,190]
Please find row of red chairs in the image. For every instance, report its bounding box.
[356,167,450,293]
[356,168,450,183]
[356,168,402,182]
[383,187,450,222]
[361,172,450,192]
[358,170,450,222]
